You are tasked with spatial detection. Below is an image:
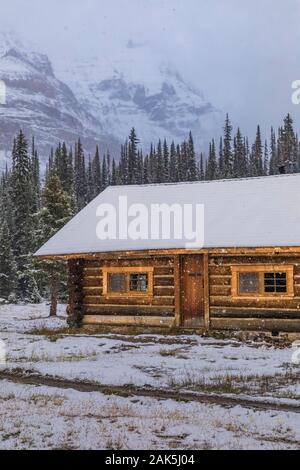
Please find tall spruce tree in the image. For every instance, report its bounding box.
[40,172,72,315]
[223,114,233,178]
[11,130,39,301]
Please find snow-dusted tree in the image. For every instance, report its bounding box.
[92,145,102,195]
[222,114,233,178]
[74,138,87,210]
[206,139,217,180]
[278,114,297,173]
[187,131,197,181]
[10,130,39,301]
[249,125,263,176]
[128,128,139,184]
[40,172,72,316]
[0,220,17,301]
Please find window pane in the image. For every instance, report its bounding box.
[238,272,259,293]
[129,273,148,292]
[264,272,287,293]
[108,273,126,292]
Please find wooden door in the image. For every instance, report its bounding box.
[181,255,205,327]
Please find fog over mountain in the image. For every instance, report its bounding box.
[0,0,300,165]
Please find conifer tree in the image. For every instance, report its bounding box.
[0,220,17,300]
[92,145,102,195]
[40,172,72,315]
[187,131,197,181]
[169,141,177,182]
[10,130,39,301]
[249,125,263,176]
[74,139,87,210]
[206,139,217,180]
[223,114,233,178]
[128,128,139,184]
[163,139,169,182]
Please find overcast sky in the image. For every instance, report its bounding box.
[1,0,300,137]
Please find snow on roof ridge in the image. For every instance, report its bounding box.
[107,172,300,190]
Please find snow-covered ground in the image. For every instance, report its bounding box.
[0,304,299,449]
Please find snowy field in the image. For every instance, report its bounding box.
[0,304,299,450]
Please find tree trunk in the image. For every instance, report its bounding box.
[50,271,58,317]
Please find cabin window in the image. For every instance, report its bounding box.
[231,265,293,298]
[238,272,259,294]
[264,272,287,293]
[103,267,153,298]
[129,273,148,292]
[108,273,127,293]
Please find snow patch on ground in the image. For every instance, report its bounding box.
[0,304,299,449]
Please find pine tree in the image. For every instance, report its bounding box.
[0,220,17,300]
[249,125,263,176]
[86,156,94,202]
[111,158,118,185]
[206,139,217,180]
[269,127,278,175]
[233,128,247,178]
[92,145,102,195]
[163,139,169,182]
[31,137,40,213]
[168,141,177,182]
[278,114,297,173]
[263,140,269,176]
[40,172,72,315]
[187,132,197,181]
[128,128,139,184]
[74,139,87,210]
[156,140,164,183]
[223,114,233,178]
[199,153,205,180]
[217,137,224,178]
[10,130,39,301]
[119,143,129,185]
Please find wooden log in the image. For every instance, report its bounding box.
[154,277,174,287]
[210,285,231,296]
[82,315,174,327]
[210,309,300,319]
[82,277,103,287]
[210,317,300,332]
[154,286,174,296]
[67,259,84,327]
[174,254,181,327]
[83,305,175,315]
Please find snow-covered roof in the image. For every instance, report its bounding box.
[35,173,300,256]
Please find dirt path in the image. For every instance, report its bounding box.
[0,370,299,413]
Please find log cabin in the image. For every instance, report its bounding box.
[35,173,300,333]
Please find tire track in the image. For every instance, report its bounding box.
[0,370,299,413]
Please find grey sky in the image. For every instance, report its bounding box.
[1,0,300,138]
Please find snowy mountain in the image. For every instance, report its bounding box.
[0,33,117,168]
[56,41,223,152]
[0,33,222,168]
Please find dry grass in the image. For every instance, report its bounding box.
[168,370,300,396]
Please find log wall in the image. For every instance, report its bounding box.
[80,256,177,327]
[208,253,300,332]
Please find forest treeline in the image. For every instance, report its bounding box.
[0,113,299,306]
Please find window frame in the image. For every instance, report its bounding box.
[102,266,154,299]
[231,264,294,299]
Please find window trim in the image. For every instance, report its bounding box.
[102,266,154,299]
[231,264,294,299]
